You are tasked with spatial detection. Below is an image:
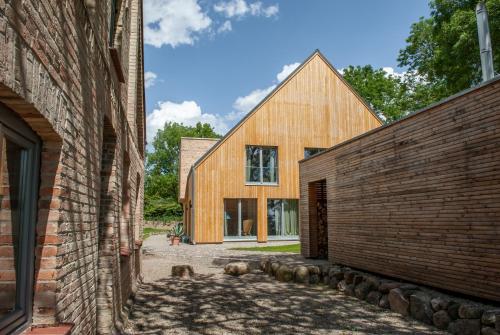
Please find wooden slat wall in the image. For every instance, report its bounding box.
[191,53,381,243]
[299,79,500,302]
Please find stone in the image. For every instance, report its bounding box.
[329,268,344,280]
[433,310,451,330]
[364,276,380,289]
[224,262,250,276]
[400,283,419,291]
[354,282,372,300]
[337,280,348,292]
[378,281,401,293]
[344,271,356,285]
[259,258,268,272]
[482,327,500,335]
[270,262,281,276]
[344,284,355,297]
[448,319,481,335]
[379,294,390,309]
[353,275,364,286]
[448,302,461,320]
[308,266,321,275]
[410,292,433,325]
[482,310,500,326]
[459,304,484,319]
[329,277,339,289]
[431,297,450,312]
[171,265,194,279]
[293,266,309,284]
[321,264,331,277]
[366,291,382,305]
[276,264,293,282]
[388,288,410,316]
[309,274,320,285]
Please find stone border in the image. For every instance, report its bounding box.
[260,259,500,335]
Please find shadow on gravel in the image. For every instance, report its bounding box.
[127,271,443,335]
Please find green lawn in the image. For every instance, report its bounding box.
[230,243,300,253]
[143,227,170,239]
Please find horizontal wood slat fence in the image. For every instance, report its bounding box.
[299,78,500,302]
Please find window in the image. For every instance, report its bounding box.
[0,106,40,334]
[224,199,257,239]
[304,147,326,159]
[245,146,278,184]
[267,199,299,239]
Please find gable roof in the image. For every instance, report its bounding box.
[192,49,383,170]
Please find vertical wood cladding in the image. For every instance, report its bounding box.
[300,79,500,302]
[189,52,382,243]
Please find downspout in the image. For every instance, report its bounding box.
[476,2,495,82]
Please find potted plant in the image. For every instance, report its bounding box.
[170,223,183,246]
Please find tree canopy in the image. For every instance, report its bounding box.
[144,122,221,221]
[342,65,442,122]
[399,0,500,97]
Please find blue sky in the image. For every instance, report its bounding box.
[144,0,431,145]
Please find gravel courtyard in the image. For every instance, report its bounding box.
[126,235,446,335]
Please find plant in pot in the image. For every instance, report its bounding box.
[170,223,183,246]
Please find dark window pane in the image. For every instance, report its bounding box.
[245,146,261,182]
[0,139,23,318]
[283,200,299,236]
[267,200,281,236]
[224,199,239,236]
[241,199,257,236]
[304,148,325,159]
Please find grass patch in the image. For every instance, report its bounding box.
[143,227,170,240]
[230,243,300,253]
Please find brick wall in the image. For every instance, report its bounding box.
[179,137,219,202]
[0,0,145,334]
[300,78,500,302]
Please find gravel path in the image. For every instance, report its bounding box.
[126,235,447,335]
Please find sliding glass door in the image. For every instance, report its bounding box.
[267,199,299,239]
[224,199,257,239]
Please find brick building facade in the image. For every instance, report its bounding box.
[0,0,145,334]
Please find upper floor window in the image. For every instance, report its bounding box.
[304,147,326,159]
[245,146,278,184]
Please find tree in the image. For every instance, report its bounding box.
[342,65,440,122]
[144,122,221,221]
[399,0,500,98]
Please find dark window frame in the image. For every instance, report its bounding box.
[245,145,279,185]
[0,104,41,334]
[304,147,326,159]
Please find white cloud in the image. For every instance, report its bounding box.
[276,62,300,82]
[144,0,212,48]
[144,71,158,88]
[231,61,300,114]
[382,67,406,79]
[214,0,279,18]
[233,85,276,114]
[146,101,230,144]
[217,20,232,33]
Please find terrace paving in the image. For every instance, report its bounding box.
[126,235,447,334]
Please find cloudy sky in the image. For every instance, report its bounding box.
[144,0,430,146]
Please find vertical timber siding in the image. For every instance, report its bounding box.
[190,52,381,243]
[299,78,500,302]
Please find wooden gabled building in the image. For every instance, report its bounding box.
[180,50,382,243]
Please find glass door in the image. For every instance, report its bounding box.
[224,199,257,239]
[0,106,41,334]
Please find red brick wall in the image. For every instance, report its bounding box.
[300,78,500,302]
[0,0,145,334]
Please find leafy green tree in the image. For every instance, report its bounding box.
[342,65,440,122]
[399,0,500,98]
[144,122,221,221]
